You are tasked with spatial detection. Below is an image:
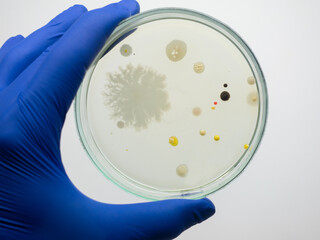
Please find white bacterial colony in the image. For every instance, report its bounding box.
[166,40,187,62]
[176,164,188,177]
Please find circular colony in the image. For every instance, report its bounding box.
[75,8,268,200]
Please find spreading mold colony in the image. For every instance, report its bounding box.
[102,63,171,130]
[86,18,261,191]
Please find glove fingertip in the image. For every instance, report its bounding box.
[118,0,140,16]
[197,198,215,222]
[48,4,88,26]
[1,35,24,49]
[14,35,25,40]
[69,4,88,14]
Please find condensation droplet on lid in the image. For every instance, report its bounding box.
[176,164,188,177]
[166,40,187,62]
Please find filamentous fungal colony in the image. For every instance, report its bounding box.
[86,19,259,190]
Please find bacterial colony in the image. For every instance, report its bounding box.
[87,19,259,190]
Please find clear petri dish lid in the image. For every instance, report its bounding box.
[75,8,268,200]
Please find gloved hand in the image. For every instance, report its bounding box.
[0,1,215,239]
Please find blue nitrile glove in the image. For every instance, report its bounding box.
[0,1,215,239]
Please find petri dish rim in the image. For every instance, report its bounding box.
[75,8,268,200]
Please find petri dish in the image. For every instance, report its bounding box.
[75,8,268,200]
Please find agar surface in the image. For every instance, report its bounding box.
[193,62,205,73]
[103,64,170,130]
[169,136,179,146]
[176,164,188,177]
[120,44,132,57]
[192,107,201,116]
[166,40,187,62]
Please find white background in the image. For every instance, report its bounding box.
[1,0,320,239]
